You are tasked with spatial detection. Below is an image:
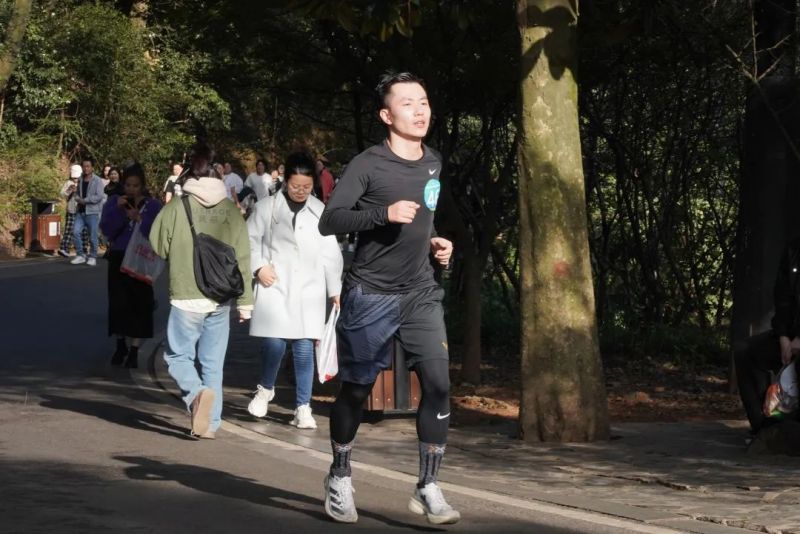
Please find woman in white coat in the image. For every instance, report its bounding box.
[246,152,343,429]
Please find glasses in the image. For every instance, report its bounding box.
[287,183,313,193]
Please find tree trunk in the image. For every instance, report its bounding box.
[0,0,33,95]
[731,0,799,353]
[516,0,609,442]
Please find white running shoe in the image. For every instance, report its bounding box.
[87,257,97,266]
[70,255,86,265]
[247,385,274,418]
[409,483,461,524]
[324,475,358,523]
[290,404,317,429]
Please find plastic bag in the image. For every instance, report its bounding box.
[316,305,339,383]
[120,223,165,285]
[763,361,799,418]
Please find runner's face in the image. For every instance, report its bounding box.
[286,173,314,203]
[380,82,430,140]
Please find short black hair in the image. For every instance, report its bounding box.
[81,156,94,165]
[375,71,426,109]
[256,158,268,169]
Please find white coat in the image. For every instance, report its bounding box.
[247,191,343,340]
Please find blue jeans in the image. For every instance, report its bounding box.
[164,305,230,431]
[260,337,315,408]
[73,213,99,258]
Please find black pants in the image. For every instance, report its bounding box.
[331,358,451,445]
[735,331,782,432]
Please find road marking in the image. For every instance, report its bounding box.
[220,421,684,534]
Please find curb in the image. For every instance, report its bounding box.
[127,333,760,534]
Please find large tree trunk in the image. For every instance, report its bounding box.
[731,0,799,355]
[516,0,609,442]
[0,0,32,95]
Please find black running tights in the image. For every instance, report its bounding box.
[330,359,451,445]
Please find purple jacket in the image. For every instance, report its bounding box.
[100,196,162,252]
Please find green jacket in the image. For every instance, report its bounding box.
[150,177,253,309]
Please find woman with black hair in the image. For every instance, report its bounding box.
[104,167,123,197]
[99,163,162,368]
[246,152,343,429]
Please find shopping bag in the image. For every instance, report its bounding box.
[316,305,340,383]
[763,360,799,418]
[120,223,165,285]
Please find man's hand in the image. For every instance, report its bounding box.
[257,264,278,287]
[430,237,453,266]
[388,200,420,224]
[780,336,794,366]
[331,294,341,309]
[238,309,251,323]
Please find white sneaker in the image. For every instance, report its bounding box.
[324,475,358,523]
[247,385,274,418]
[70,255,86,265]
[409,483,461,524]
[290,404,317,429]
[87,257,97,266]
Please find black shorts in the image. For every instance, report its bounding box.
[336,284,449,385]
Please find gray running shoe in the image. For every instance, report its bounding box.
[408,482,461,524]
[324,474,358,523]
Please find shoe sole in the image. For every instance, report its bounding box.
[191,389,215,436]
[408,496,461,525]
[290,419,317,429]
[324,476,358,523]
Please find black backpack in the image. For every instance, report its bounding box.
[181,195,244,303]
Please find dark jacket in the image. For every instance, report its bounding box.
[771,238,800,338]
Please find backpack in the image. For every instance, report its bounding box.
[181,195,244,303]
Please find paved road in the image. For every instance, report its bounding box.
[0,258,679,533]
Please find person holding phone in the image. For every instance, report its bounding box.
[99,163,162,368]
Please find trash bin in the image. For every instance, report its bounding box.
[364,340,421,414]
[23,199,61,251]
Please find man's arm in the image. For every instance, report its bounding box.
[772,244,795,337]
[318,167,388,236]
[149,203,174,259]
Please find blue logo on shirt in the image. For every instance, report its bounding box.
[424,179,440,211]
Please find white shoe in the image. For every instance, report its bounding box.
[290,404,317,429]
[247,385,274,418]
[70,255,86,265]
[409,483,461,524]
[324,475,358,523]
[87,257,97,266]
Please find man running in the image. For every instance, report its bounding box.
[318,71,458,525]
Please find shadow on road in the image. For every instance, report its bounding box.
[39,394,194,440]
[115,455,445,532]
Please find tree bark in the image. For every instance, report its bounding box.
[731,0,800,352]
[516,0,609,442]
[0,0,33,95]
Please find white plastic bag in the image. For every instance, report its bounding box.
[316,305,339,383]
[120,223,165,285]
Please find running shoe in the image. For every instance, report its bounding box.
[324,474,358,523]
[290,404,317,429]
[408,482,461,524]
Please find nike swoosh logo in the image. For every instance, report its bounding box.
[436,412,450,420]
[428,169,437,175]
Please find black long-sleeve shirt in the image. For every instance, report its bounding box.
[319,141,442,293]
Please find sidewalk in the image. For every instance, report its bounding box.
[142,320,800,534]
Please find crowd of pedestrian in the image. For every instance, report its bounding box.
[56,71,460,525]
